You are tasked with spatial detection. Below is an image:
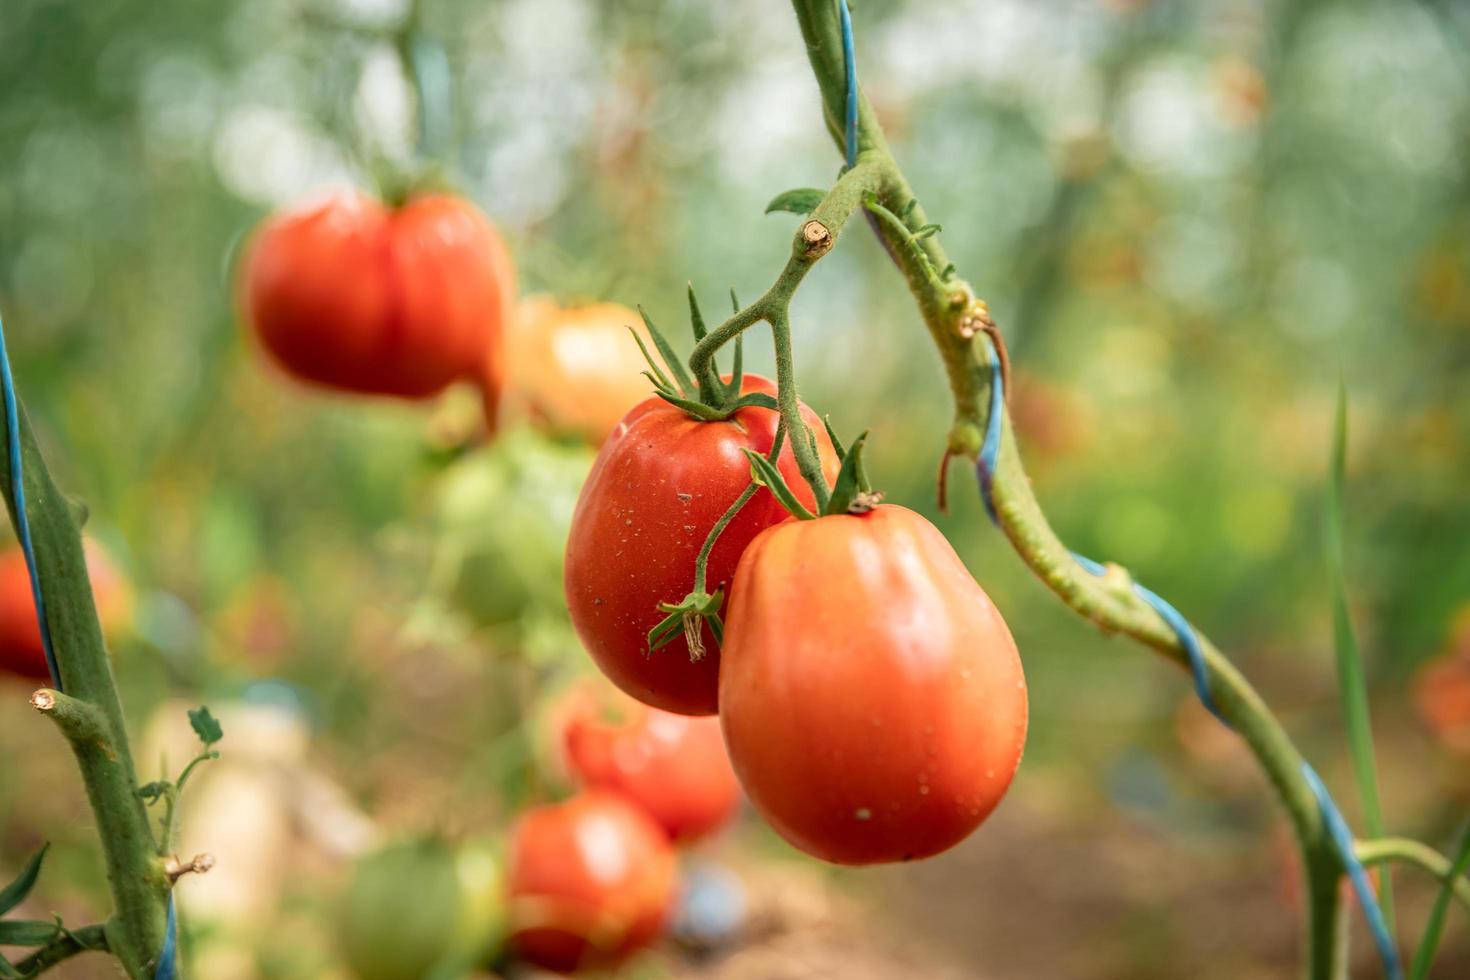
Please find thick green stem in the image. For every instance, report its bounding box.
[1356,838,1470,912]
[684,162,883,510]
[786,0,1349,975]
[3,396,167,979]
[13,922,109,975]
[767,309,830,511]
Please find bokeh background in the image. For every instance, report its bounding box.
[2,0,1469,976]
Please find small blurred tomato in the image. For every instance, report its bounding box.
[1414,651,1470,754]
[0,539,130,681]
[560,683,741,843]
[507,791,677,973]
[503,296,655,447]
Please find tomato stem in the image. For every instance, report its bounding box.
[2,393,169,978]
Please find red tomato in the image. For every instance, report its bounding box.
[239,190,514,404]
[1414,653,1470,753]
[507,791,677,973]
[0,540,129,681]
[564,376,840,716]
[504,297,654,447]
[718,504,1027,865]
[561,685,741,843]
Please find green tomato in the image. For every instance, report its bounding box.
[338,836,507,980]
[436,430,592,630]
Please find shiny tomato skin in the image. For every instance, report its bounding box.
[0,541,128,681]
[506,297,655,447]
[507,791,677,973]
[562,686,741,843]
[718,504,1027,866]
[564,375,839,716]
[240,190,513,402]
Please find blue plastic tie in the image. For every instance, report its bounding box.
[0,309,61,691]
[1304,763,1404,979]
[838,0,858,169]
[972,333,1401,978]
[153,894,178,980]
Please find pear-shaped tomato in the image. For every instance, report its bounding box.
[240,190,513,404]
[561,686,741,842]
[719,504,1027,865]
[507,791,677,973]
[564,376,839,715]
[0,540,129,682]
[504,297,655,447]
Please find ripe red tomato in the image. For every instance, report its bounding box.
[239,190,514,405]
[507,791,677,973]
[1414,652,1470,753]
[0,540,129,681]
[564,376,840,716]
[503,297,654,447]
[718,504,1027,865]
[561,685,741,843]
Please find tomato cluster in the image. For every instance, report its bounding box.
[341,681,741,978]
[564,387,1028,867]
[502,683,741,972]
[239,191,662,447]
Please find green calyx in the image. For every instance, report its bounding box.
[631,287,774,422]
[647,589,725,661]
[742,424,878,521]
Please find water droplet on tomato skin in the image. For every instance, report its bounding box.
[918,785,930,796]
[854,807,872,821]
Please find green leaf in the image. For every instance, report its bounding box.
[652,391,727,422]
[631,331,678,395]
[0,920,60,948]
[0,845,47,917]
[638,308,695,396]
[647,610,686,652]
[722,334,745,402]
[763,188,826,215]
[686,284,707,342]
[822,416,846,462]
[726,392,778,413]
[743,450,815,521]
[188,705,223,746]
[1409,821,1470,979]
[913,223,942,240]
[1326,376,1392,932]
[0,952,19,978]
[824,431,871,516]
[136,781,168,804]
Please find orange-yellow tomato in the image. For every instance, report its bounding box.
[240,190,514,406]
[0,540,129,681]
[504,297,655,446]
[507,791,677,973]
[719,504,1027,865]
[561,685,741,843]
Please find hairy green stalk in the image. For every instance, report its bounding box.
[2,396,168,978]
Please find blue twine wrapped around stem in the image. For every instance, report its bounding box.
[838,0,858,169]
[153,894,178,980]
[971,334,1401,979]
[0,309,61,691]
